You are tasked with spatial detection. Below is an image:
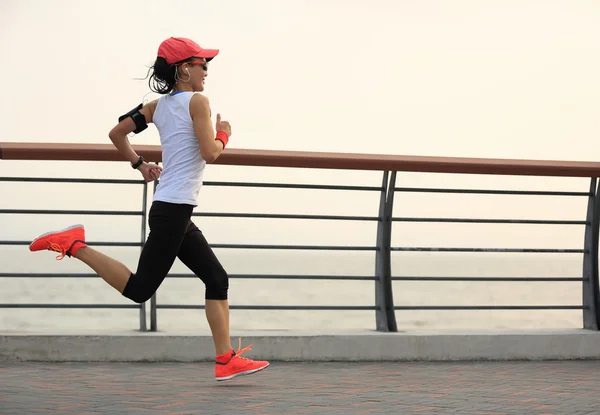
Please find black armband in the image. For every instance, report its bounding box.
[118,103,148,134]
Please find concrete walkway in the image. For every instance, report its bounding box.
[2,360,600,414]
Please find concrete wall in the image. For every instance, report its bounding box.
[2,330,599,362]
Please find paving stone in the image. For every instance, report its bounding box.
[1,361,600,414]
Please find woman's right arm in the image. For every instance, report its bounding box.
[108,100,161,182]
[108,100,157,165]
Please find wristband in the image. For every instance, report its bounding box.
[215,130,229,148]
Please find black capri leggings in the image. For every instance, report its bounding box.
[122,201,228,303]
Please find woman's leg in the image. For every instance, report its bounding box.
[29,202,193,303]
[75,247,132,293]
[29,224,132,291]
[176,220,269,381]
[176,221,232,354]
[121,202,192,302]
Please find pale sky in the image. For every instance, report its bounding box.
[1,0,600,248]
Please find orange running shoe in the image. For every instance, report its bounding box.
[29,224,88,260]
[215,339,270,381]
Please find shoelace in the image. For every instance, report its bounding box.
[48,242,67,261]
[234,337,253,360]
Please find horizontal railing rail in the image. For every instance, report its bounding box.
[3,142,600,176]
[1,142,599,332]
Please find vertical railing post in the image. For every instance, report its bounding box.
[150,292,158,331]
[375,171,389,331]
[375,171,398,332]
[582,177,600,330]
[384,172,398,332]
[138,181,148,331]
[150,175,158,332]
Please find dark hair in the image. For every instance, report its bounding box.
[147,57,178,94]
[141,56,201,94]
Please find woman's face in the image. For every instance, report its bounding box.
[181,58,209,92]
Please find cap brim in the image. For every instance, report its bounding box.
[195,48,219,61]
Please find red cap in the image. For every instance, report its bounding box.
[157,37,219,65]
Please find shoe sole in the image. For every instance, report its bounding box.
[30,224,85,249]
[215,363,269,382]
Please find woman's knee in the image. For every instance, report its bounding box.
[205,271,229,300]
[122,273,158,304]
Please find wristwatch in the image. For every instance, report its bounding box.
[131,155,144,169]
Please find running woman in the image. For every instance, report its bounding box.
[28,37,269,381]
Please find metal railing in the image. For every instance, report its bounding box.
[1,142,599,332]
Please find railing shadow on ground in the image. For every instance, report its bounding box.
[1,142,599,332]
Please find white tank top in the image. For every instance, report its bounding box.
[151,91,206,206]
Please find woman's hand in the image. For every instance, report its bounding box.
[216,113,232,137]
[139,162,162,182]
